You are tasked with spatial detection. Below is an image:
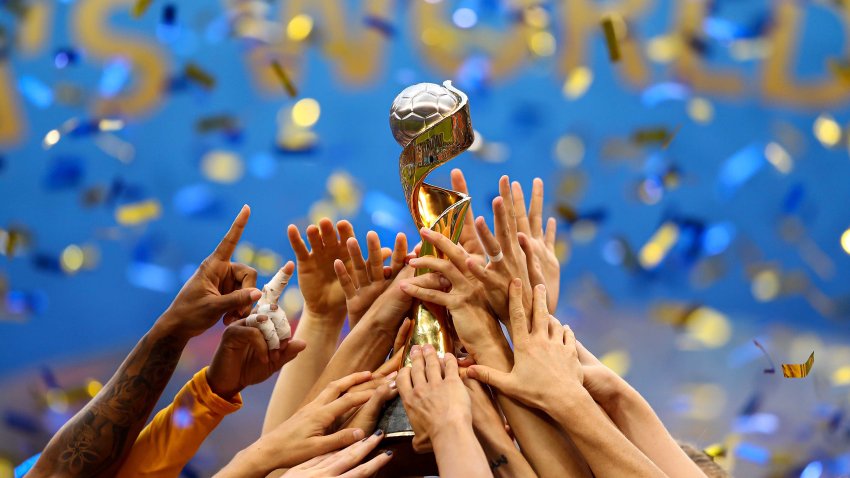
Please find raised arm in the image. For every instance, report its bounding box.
[469,282,668,478]
[29,206,262,478]
[577,342,708,478]
[263,219,355,432]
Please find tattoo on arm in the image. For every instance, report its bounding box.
[490,454,508,470]
[33,331,184,478]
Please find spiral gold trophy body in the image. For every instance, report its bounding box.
[372,81,474,473]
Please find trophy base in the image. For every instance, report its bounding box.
[371,396,438,476]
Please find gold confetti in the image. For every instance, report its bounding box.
[184,62,216,90]
[638,222,679,269]
[703,443,726,459]
[562,67,593,99]
[840,227,850,255]
[287,14,314,41]
[116,199,162,226]
[600,16,621,62]
[292,98,321,127]
[813,113,841,148]
[131,0,153,18]
[271,61,298,98]
[781,351,815,378]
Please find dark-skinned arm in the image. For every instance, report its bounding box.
[28,206,262,478]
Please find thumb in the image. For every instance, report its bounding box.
[467,365,513,394]
[213,288,262,314]
[315,428,366,455]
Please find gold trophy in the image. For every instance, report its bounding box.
[373,81,474,474]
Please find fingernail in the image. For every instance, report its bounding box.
[384,450,393,456]
[399,282,409,291]
[420,227,431,235]
[423,344,434,354]
[410,345,421,356]
[385,371,398,381]
[353,429,365,440]
[374,429,383,436]
[389,380,397,390]
[250,289,262,300]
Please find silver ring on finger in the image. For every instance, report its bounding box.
[488,251,504,263]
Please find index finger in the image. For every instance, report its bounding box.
[211,205,250,261]
[508,278,529,343]
[531,284,549,337]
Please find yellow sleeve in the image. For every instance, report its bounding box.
[116,367,242,478]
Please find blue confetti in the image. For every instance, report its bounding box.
[43,156,84,190]
[54,48,78,69]
[173,183,221,217]
[363,15,396,36]
[702,222,735,256]
[4,410,43,434]
[127,262,178,293]
[800,461,823,478]
[783,182,805,214]
[734,442,770,465]
[733,412,779,434]
[99,58,131,98]
[641,82,690,107]
[14,454,40,478]
[716,143,765,199]
[248,152,277,179]
[18,76,54,108]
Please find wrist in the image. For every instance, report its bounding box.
[299,307,346,335]
[225,439,272,478]
[205,367,242,401]
[431,413,474,444]
[150,317,191,345]
[548,385,596,424]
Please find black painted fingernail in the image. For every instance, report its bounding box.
[384,450,393,456]
[374,429,383,436]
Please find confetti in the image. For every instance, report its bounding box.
[270,61,298,98]
[782,351,815,379]
[115,199,162,226]
[752,340,776,374]
[600,16,622,62]
[184,62,216,90]
[363,15,396,37]
[132,0,154,18]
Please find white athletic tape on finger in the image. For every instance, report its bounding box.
[246,314,280,350]
[262,268,292,305]
[488,251,504,263]
[245,266,292,350]
[257,303,291,341]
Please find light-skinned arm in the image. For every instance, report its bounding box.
[578,341,708,478]
[263,219,356,433]
[396,346,490,477]
[469,281,668,478]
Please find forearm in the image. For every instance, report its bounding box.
[263,309,340,433]
[551,390,667,478]
[29,321,186,478]
[476,427,535,478]
[475,343,592,478]
[604,385,706,478]
[432,423,490,477]
[300,312,396,404]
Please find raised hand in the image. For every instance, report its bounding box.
[511,178,560,311]
[281,431,393,478]
[467,176,534,326]
[397,345,490,476]
[401,227,509,361]
[288,219,356,320]
[161,205,262,339]
[334,231,407,328]
[221,372,380,478]
[206,320,307,400]
[468,280,582,413]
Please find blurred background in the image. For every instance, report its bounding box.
[2,0,850,476]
